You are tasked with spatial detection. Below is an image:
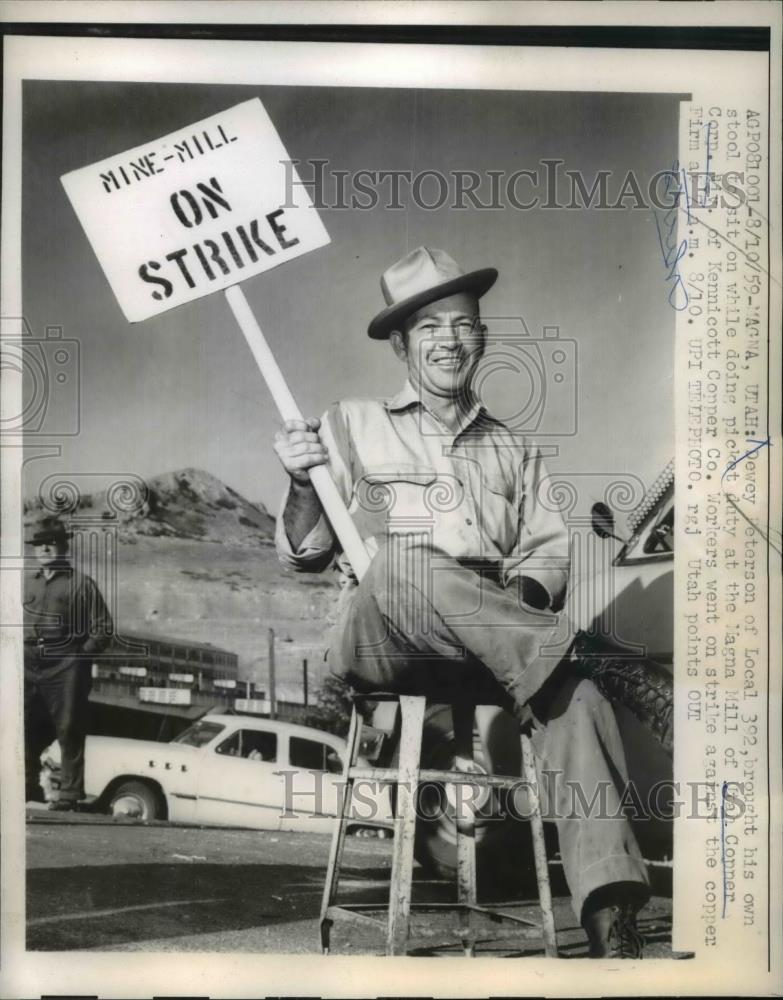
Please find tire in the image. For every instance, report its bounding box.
[413,706,538,895]
[572,638,674,756]
[107,780,162,821]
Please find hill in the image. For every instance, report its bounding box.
[24,469,340,697]
[25,467,276,545]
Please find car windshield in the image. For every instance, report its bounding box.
[171,720,226,747]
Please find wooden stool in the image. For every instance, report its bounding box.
[320,692,558,957]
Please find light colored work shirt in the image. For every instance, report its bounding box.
[275,380,570,609]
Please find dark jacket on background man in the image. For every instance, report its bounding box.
[24,556,112,803]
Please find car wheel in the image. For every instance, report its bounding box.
[107,780,162,820]
[413,707,537,896]
[573,639,674,755]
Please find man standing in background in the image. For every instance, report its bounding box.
[23,517,112,810]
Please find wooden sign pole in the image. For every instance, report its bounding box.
[224,284,371,581]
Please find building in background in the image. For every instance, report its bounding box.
[89,631,250,741]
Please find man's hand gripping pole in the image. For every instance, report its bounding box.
[225,284,371,582]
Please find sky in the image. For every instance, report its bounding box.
[22,81,680,520]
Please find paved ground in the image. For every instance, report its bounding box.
[26,810,674,957]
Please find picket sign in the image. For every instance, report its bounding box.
[62,98,370,580]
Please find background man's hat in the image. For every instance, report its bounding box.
[27,516,72,546]
[368,247,498,340]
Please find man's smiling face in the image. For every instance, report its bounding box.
[390,291,486,401]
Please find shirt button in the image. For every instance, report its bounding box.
[465,518,473,526]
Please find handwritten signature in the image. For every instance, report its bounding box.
[655,123,717,309]
[700,121,716,207]
[653,162,690,310]
[720,781,729,918]
[721,436,771,482]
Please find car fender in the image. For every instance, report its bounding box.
[84,735,199,810]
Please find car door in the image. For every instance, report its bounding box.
[194,726,284,830]
[280,734,346,833]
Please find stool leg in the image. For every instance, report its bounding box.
[452,702,477,957]
[320,703,362,954]
[387,694,425,956]
[520,732,558,957]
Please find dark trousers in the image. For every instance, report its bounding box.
[24,656,92,802]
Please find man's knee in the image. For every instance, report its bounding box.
[368,537,465,620]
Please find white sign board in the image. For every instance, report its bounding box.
[119,665,148,678]
[213,678,237,689]
[139,687,191,706]
[61,99,330,322]
[235,698,272,715]
[169,673,195,684]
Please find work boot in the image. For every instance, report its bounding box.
[581,884,645,958]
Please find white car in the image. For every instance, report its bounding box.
[44,714,393,833]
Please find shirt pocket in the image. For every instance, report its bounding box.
[351,464,441,536]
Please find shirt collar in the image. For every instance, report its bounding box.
[384,380,486,432]
[35,557,71,581]
[383,380,421,413]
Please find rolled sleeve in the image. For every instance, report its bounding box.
[274,402,354,573]
[275,480,337,572]
[501,448,570,611]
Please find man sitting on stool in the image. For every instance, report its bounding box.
[273,247,649,958]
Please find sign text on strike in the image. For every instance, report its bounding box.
[61,99,329,322]
[138,176,300,300]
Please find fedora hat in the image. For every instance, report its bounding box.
[27,516,72,547]
[368,247,498,340]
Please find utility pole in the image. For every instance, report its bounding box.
[267,627,276,719]
[302,658,308,707]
